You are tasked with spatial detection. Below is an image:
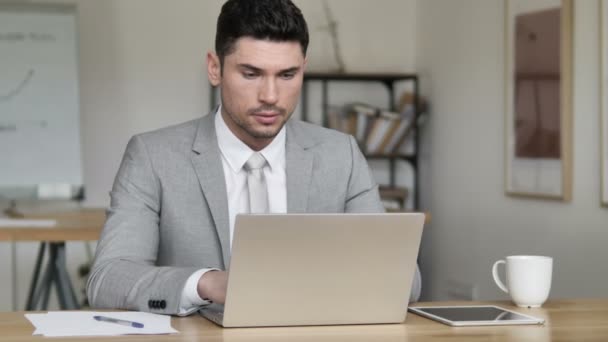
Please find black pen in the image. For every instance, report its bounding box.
[93,315,144,328]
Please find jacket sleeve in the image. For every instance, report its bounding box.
[86,135,199,315]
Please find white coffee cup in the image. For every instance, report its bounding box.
[492,255,553,308]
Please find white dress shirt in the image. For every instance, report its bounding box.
[178,107,286,315]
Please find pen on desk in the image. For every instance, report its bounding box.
[93,315,144,328]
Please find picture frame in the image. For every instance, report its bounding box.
[601,0,608,206]
[504,0,573,200]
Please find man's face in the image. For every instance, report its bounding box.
[207,37,306,151]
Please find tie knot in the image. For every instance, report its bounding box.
[244,152,267,171]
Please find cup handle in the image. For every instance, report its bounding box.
[492,260,509,293]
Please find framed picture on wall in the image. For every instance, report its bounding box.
[504,0,573,200]
[601,0,608,206]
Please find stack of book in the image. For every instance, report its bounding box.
[326,94,424,156]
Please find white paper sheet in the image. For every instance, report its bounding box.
[25,311,178,337]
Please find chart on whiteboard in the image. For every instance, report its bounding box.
[0,6,83,190]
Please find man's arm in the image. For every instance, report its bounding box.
[86,135,199,314]
[344,135,421,302]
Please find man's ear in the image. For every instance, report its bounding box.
[207,52,221,86]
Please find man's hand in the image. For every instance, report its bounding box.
[197,270,228,304]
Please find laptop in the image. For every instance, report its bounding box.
[199,213,425,327]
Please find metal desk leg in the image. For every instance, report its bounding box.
[11,241,17,311]
[25,243,46,310]
[25,242,80,310]
[55,243,78,309]
[51,244,68,309]
[33,245,56,310]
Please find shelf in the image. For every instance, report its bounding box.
[365,154,416,162]
[304,72,418,82]
[379,186,408,201]
[301,72,421,210]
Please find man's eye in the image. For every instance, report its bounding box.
[280,73,295,80]
[243,72,258,79]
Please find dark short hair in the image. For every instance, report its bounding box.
[215,0,309,64]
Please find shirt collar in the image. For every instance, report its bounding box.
[215,105,286,173]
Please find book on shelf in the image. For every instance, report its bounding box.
[325,92,427,156]
[385,92,428,155]
[381,114,414,154]
[379,186,409,211]
[365,110,401,154]
[326,104,365,137]
[338,103,377,143]
[344,111,358,136]
[326,105,344,131]
[386,103,416,154]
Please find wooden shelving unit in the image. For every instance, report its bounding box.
[301,72,422,210]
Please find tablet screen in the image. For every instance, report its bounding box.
[409,306,544,326]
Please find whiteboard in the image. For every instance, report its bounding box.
[0,4,82,199]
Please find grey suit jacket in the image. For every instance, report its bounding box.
[87,113,418,314]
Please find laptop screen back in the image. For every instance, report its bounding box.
[221,213,425,327]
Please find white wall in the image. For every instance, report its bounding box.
[295,0,417,73]
[77,0,223,207]
[417,0,608,301]
[0,0,416,311]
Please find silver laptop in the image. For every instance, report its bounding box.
[199,213,425,328]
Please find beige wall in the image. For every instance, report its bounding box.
[416,0,608,301]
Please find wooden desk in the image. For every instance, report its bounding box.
[0,209,105,311]
[1,299,607,341]
[0,209,104,241]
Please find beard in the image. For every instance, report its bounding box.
[224,104,291,139]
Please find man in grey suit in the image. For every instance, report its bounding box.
[87,0,420,316]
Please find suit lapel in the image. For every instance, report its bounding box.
[189,116,315,267]
[286,121,313,213]
[190,113,231,269]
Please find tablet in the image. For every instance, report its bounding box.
[408,305,545,327]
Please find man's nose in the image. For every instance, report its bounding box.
[259,78,279,104]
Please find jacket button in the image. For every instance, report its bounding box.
[160,300,166,309]
[148,300,153,308]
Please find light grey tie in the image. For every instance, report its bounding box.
[244,152,269,213]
